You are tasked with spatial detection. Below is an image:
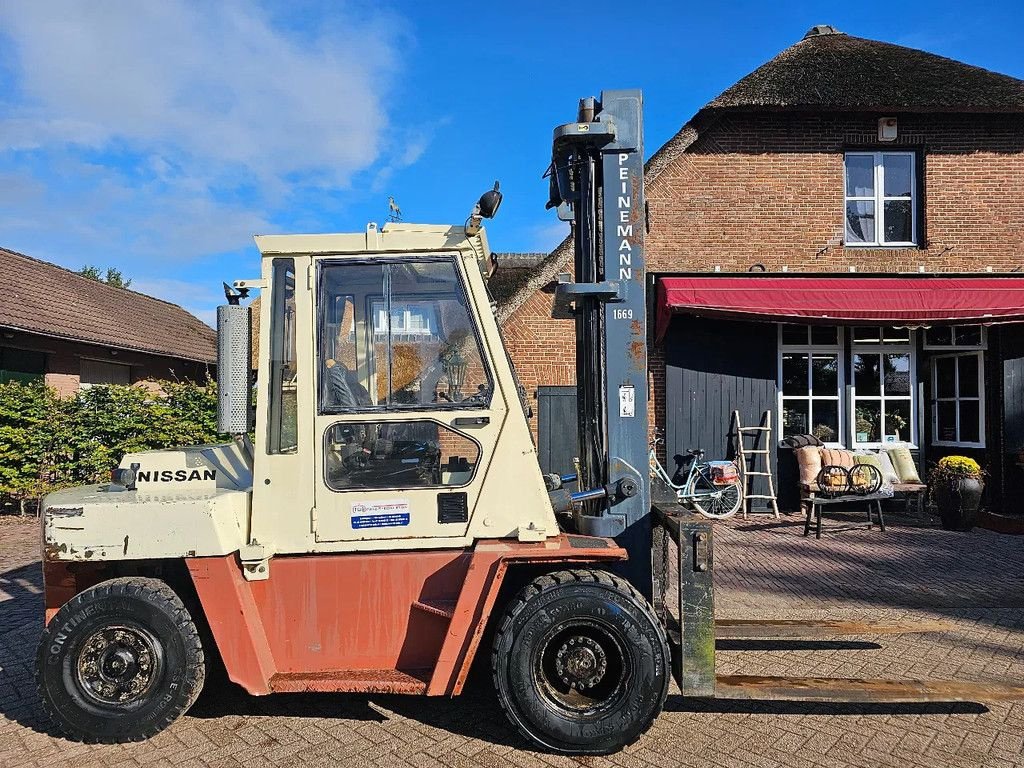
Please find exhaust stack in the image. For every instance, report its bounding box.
[216,301,253,435]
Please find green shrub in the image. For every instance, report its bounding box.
[0,378,224,510]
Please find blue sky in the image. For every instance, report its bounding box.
[1,1,1022,325]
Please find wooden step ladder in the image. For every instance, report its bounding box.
[733,409,779,519]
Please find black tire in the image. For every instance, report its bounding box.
[491,569,670,755]
[36,577,205,742]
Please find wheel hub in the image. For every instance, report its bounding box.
[554,635,607,689]
[76,626,157,705]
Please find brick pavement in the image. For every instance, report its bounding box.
[3,511,1024,767]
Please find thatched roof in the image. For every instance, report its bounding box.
[494,27,1024,321]
[707,25,1024,114]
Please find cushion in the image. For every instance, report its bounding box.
[794,446,822,486]
[873,450,901,485]
[783,434,824,449]
[886,445,922,484]
[820,447,855,469]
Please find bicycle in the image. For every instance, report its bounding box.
[649,438,743,519]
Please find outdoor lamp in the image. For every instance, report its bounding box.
[443,348,468,401]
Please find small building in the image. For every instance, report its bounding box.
[498,26,1024,514]
[0,247,216,394]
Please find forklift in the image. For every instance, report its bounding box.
[36,90,1024,754]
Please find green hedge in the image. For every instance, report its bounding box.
[0,378,223,511]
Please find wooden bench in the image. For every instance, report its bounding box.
[800,482,927,539]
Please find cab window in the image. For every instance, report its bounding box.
[318,259,492,412]
[268,258,298,453]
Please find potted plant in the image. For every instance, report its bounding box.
[929,456,985,531]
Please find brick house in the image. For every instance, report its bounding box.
[495,26,1024,513]
[0,247,216,394]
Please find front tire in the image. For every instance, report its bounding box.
[491,569,670,754]
[36,577,205,743]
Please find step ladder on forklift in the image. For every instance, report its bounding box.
[732,409,779,519]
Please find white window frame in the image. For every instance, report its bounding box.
[777,325,845,447]
[931,351,985,448]
[844,151,917,247]
[850,328,918,448]
[923,325,988,351]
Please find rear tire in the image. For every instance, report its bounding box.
[491,569,669,754]
[36,577,205,743]
[686,465,742,519]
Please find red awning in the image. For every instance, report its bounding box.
[656,275,1024,341]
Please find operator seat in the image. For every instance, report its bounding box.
[325,360,372,408]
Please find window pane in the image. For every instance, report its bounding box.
[881,326,910,343]
[959,401,980,443]
[956,326,983,346]
[783,400,809,435]
[926,326,952,346]
[854,327,881,344]
[845,154,874,197]
[854,354,881,395]
[782,353,809,395]
[320,264,386,410]
[812,400,839,443]
[388,262,492,407]
[781,324,808,346]
[812,354,838,393]
[810,326,838,346]
[935,357,956,398]
[958,354,980,398]
[882,154,913,197]
[884,354,911,395]
[883,200,913,243]
[886,400,911,443]
[269,259,298,454]
[854,401,881,443]
[325,421,480,490]
[846,201,875,243]
[937,401,957,442]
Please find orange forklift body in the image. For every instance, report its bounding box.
[185,534,626,696]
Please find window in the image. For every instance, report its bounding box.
[924,325,986,350]
[324,420,480,490]
[932,353,984,447]
[80,359,131,388]
[319,259,492,411]
[778,325,843,444]
[844,152,917,246]
[851,327,916,446]
[268,259,298,454]
[0,347,45,384]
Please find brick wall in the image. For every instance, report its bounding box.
[500,110,1024,442]
[500,287,577,440]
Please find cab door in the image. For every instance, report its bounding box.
[312,256,506,544]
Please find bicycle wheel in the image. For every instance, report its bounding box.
[685,464,742,519]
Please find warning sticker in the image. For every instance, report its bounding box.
[351,499,411,530]
[619,384,635,418]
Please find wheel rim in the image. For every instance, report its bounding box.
[74,624,161,707]
[690,479,741,519]
[533,619,628,718]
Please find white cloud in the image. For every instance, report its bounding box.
[0,2,402,187]
[0,1,418,276]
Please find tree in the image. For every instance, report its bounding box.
[78,265,132,289]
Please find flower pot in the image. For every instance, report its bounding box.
[933,477,984,531]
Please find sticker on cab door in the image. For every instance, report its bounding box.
[351,499,411,529]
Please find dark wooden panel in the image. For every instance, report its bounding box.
[1000,325,1024,513]
[663,317,779,509]
[537,386,579,476]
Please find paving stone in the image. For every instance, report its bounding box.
[4,514,1024,766]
